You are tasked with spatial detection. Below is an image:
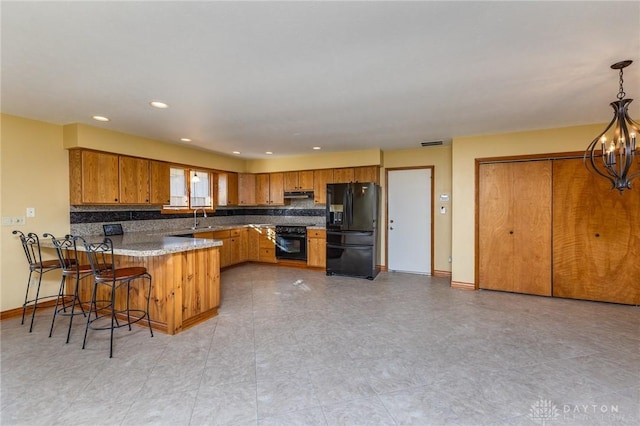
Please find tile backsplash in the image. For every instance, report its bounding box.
[70,198,325,235]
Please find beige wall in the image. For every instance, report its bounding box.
[381,145,452,273]
[450,123,605,286]
[64,123,248,172]
[0,114,608,312]
[1,115,69,312]
[247,149,382,173]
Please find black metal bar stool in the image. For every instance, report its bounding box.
[44,234,105,343]
[12,230,64,332]
[80,237,153,358]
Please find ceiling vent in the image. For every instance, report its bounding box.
[421,140,444,147]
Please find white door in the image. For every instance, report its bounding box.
[387,168,432,274]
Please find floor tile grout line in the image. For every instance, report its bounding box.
[187,311,221,426]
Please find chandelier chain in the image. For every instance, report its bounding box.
[617,68,626,100]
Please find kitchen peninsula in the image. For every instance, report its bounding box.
[55,233,223,335]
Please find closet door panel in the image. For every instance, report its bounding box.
[553,158,640,305]
[512,161,552,296]
[478,163,515,291]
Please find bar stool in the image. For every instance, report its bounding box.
[13,230,63,332]
[80,237,154,358]
[44,234,102,343]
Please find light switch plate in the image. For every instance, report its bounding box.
[2,217,26,226]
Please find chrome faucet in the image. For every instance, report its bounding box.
[193,208,207,229]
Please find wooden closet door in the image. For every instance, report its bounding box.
[511,161,552,296]
[553,158,640,305]
[478,161,552,295]
[479,163,515,291]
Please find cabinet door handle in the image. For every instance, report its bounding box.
[595,233,600,237]
[509,230,514,234]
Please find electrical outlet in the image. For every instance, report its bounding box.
[26,207,36,218]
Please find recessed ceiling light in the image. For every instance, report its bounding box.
[92,115,110,122]
[150,101,169,109]
[313,146,321,150]
[180,138,192,142]
[232,151,241,155]
[265,151,273,155]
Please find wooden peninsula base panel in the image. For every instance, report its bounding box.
[70,236,221,335]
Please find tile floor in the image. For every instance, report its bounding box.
[1,265,638,425]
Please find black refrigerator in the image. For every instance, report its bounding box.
[326,182,379,280]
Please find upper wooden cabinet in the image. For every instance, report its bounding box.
[120,156,150,204]
[149,160,170,205]
[226,172,239,206]
[217,172,239,207]
[256,172,284,205]
[332,167,354,184]
[284,170,314,191]
[313,169,333,205]
[70,150,120,204]
[238,173,257,206]
[354,166,379,184]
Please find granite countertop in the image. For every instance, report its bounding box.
[42,233,222,257]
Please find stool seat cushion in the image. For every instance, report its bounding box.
[64,263,111,274]
[32,259,62,270]
[97,266,148,281]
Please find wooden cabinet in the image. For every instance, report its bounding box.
[211,230,231,267]
[552,158,640,305]
[256,173,270,205]
[284,170,314,191]
[119,156,150,204]
[307,229,326,268]
[247,226,261,261]
[217,172,238,206]
[238,173,256,206]
[238,227,249,262]
[226,172,239,206]
[332,167,354,183]
[259,227,277,263]
[70,150,119,204]
[354,166,379,184]
[478,161,552,296]
[70,149,165,205]
[228,228,242,265]
[313,169,333,205]
[256,173,284,205]
[149,160,170,205]
[199,229,246,268]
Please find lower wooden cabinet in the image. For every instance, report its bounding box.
[196,229,245,268]
[307,229,326,268]
[259,227,277,263]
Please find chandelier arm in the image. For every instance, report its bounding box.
[584,115,618,187]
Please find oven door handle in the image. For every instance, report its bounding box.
[277,233,305,238]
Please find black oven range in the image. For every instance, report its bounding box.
[275,225,310,261]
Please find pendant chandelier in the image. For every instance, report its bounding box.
[584,60,639,193]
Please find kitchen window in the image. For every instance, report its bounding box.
[164,166,215,211]
[190,169,212,209]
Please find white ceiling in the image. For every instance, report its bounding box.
[2,1,639,159]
